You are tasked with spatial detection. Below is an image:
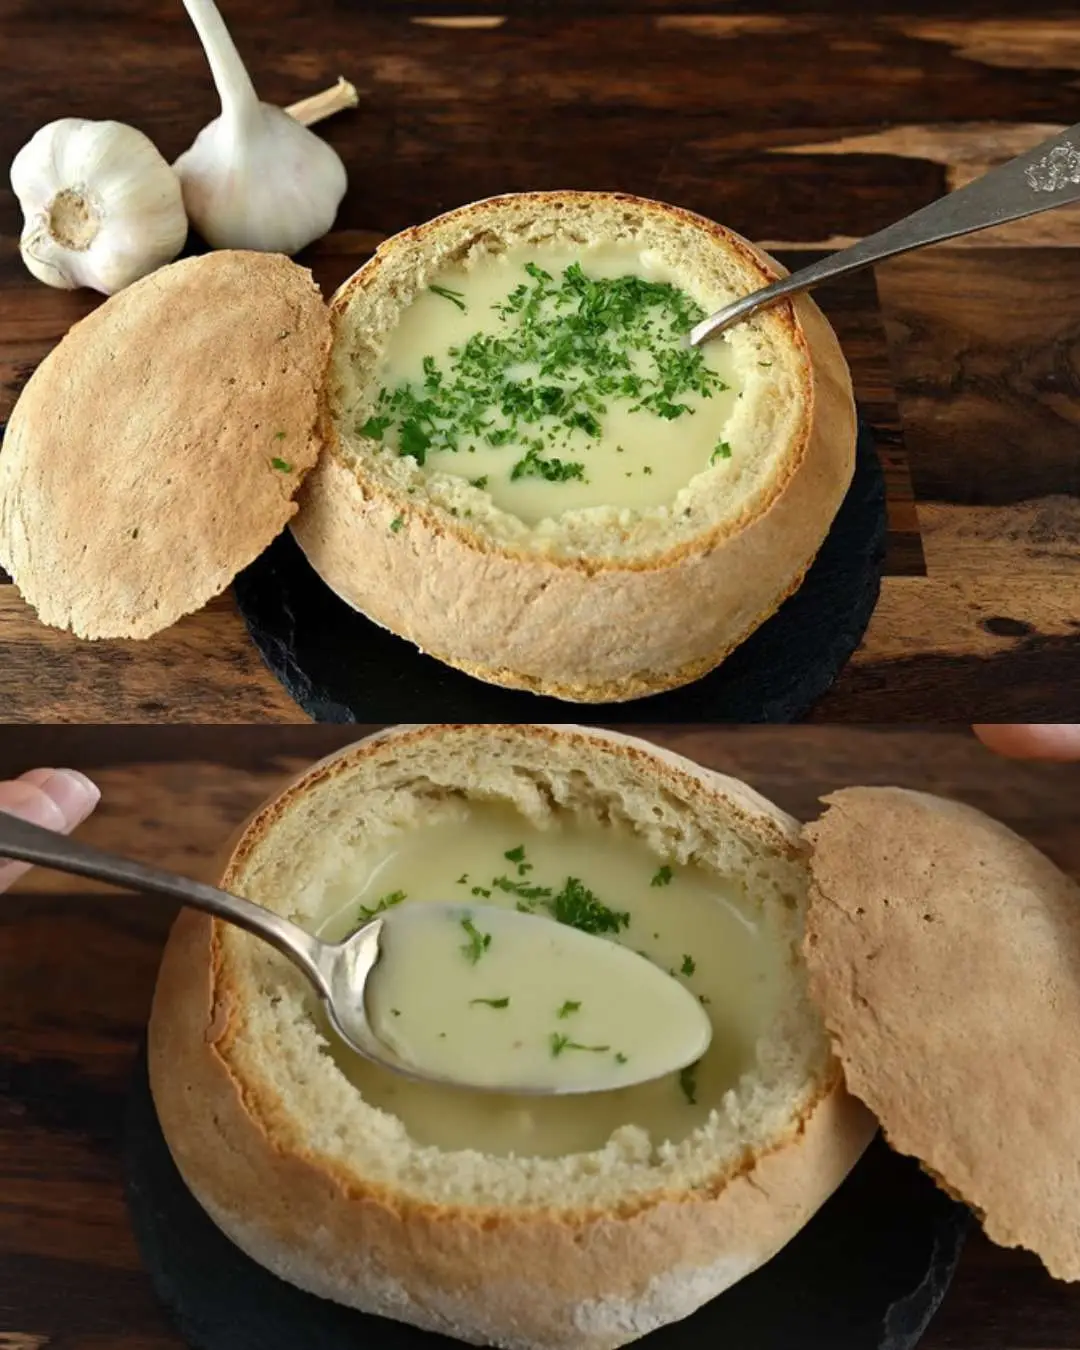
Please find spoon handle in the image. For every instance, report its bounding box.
[0,809,328,994]
[690,121,1080,344]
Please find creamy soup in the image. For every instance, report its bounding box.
[361,243,741,523]
[316,801,786,1158]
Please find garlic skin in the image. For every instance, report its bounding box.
[10,119,188,295]
[175,0,347,255]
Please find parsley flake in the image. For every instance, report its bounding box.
[430,283,467,312]
[460,916,492,964]
[550,1033,610,1058]
[357,890,407,923]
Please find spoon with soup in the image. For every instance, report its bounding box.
[0,809,710,1095]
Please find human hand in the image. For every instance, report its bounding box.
[0,768,101,891]
[973,725,1080,761]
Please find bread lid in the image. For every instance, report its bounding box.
[0,250,331,639]
[803,786,1080,1279]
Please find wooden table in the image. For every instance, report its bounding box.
[2,2,1080,721]
[0,723,1079,1347]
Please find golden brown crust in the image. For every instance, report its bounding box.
[804,786,1080,1281]
[0,250,331,639]
[292,192,856,702]
[149,724,875,1348]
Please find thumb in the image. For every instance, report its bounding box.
[0,769,102,892]
[973,725,1080,762]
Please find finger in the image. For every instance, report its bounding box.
[973,725,1080,762]
[0,770,102,891]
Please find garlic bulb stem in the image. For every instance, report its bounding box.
[181,0,259,126]
[286,78,358,128]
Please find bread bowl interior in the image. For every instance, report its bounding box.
[149,725,874,1349]
[326,201,802,552]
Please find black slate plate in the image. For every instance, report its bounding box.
[233,421,886,723]
[125,1045,968,1350]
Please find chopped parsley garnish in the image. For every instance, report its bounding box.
[679,1061,700,1105]
[270,457,292,473]
[361,414,393,440]
[503,872,628,936]
[470,475,489,489]
[361,261,729,480]
[491,875,552,903]
[615,1052,629,1064]
[503,845,533,877]
[471,885,493,898]
[557,1000,581,1019]
[274,430,287,440]
[456,873,469,885]
[460,916,492,964]
[550,1033,610,1058]
[389,515,404,533]
[651,865,673,887]
[710,440,733,464]
[357,890,406,922]
[430,283,467,311]
[510,445,586,483]
[470,996,510,1009]
[399,418,431,465]
[547,877,629,935]
[681,954,696,976]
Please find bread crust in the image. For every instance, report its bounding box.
[804,787,1080,1282]
[149,725,874,1348]
[292,192,857,702]
[0,251,330,640]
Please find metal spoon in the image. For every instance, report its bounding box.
[690,120,1080,345]
[0,809,709,1096]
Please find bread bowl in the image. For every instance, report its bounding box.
[148,723,875,1348]
[292,192,858,702]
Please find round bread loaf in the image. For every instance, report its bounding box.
[293,193,857,702]
[148,724,874,1349]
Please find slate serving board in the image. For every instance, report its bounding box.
[233,422,886,723]
[125,1044,967,1350]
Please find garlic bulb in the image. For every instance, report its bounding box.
[10,119,188,295]
[174,0,347,255]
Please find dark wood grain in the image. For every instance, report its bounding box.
[1,725,1079,1348]
[2,5,1080,721]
